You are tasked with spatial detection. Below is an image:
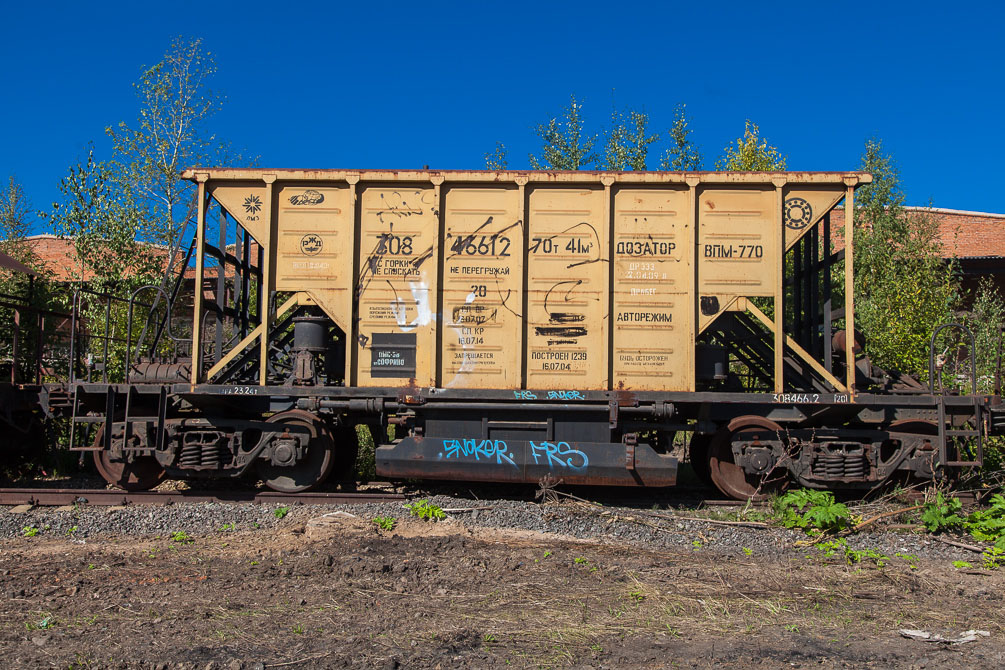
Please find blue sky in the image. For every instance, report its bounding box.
[2,0,1003,224]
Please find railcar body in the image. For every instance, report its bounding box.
[61,170,1001,498]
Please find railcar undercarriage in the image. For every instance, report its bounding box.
[65,383,995,500]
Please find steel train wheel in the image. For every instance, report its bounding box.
[688,433,714,487]
[708,416,787,501]
[257,410,335,493]
[91,422,166,492]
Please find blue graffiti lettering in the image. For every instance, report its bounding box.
[545,390,585,400]
[513,390,537,400]
[441,438,517,468]
[529,441,589,470]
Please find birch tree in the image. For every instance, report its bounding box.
[603,107,659,171]
[716,120,786,170]
[658,104,703,171]
[529,95,599,170]
[106,37,228,248]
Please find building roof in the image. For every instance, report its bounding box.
[830,207,1005,260]
[25,234,259,284]
[0,249,37,277]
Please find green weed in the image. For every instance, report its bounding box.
[274,506,290,519]
[774,489,852,533]
[814,538,888,566]
[404,499,445,521]
[22,526,39,538]
[966,494,1005,550]
[895,552,919,569]
[371,516,396,531]
[170,531,193,544]
[921,492,965,532]
[982,546,1005,570]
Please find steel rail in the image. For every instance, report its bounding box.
[0,488,405,507]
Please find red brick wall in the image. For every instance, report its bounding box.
[828,208,1005,258]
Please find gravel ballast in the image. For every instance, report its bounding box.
[0,493,984,564]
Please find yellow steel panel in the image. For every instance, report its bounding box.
[526,187,608,390]
[184,170,871,394]
[697,186,777,298]
[440,187,524,389]
[209,183,271,247]
[355,185,439,387]
[612,188,694,391]
[273,185,354,332]
[783,186,844,250]
[275,185,352,289]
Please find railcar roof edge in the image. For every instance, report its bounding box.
[181,169,872,184]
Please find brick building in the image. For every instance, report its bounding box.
[24,234,260,295]
[827,207,1005,296]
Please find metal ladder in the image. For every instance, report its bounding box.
[930,324,984,468]
[69,385,168,454]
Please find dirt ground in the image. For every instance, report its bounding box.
[1,512,1003,670]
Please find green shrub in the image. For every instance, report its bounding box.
[966,494,1005,550]
[355,425,376,481]
[773,489,852,534]
[920,492,965,533]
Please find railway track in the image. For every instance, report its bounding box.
[0,483,978,510]
[0,488,405,507]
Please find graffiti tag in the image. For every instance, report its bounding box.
[546,390,585,400]
[530,441,589,470]
[441,438,517,467]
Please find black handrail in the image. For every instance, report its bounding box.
[126,285,182,383]
[929,323,977,396]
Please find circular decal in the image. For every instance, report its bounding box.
[300,234,323,256]
[784,197,812,230]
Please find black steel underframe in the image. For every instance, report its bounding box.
[67,382,990,407]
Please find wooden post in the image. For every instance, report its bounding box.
[844,181,856,393]
[191,176,208,383]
